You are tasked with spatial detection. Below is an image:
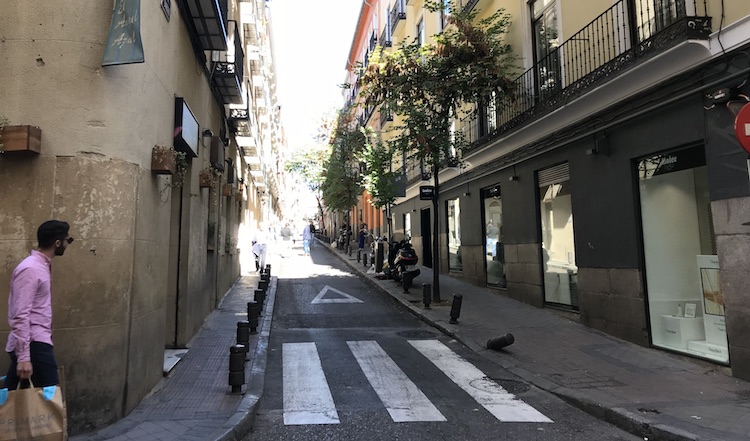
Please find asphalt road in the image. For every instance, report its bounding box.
[244,244,641,441]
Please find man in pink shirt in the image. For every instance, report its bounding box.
[5,220,73,389]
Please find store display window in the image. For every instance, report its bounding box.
[482,185,506,287]
[538,163,579,310]
[447,198,462,271]
[638,145,727,363]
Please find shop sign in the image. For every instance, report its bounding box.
[734,102,750,154]
[419,186,436,200]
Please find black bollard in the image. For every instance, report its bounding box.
[422,284,431,309]
[363,252,368,268]
[265,264,271,277]
[375,242,384,272]
[347,243,352,256]
[403,269,420,293]
[246,302,259,332]
[357,249,361,262]
[260,272,270,283]
[254,289,265,308]
[486,333,515,350]
[258,279,268,292]
[228,345,245,393]
[449,294,463,324]
[237,321,250,357]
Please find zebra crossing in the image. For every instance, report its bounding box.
[282,339,552,426]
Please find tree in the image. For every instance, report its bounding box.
[359,129,401,240]
[285,142,330,227]
[360,0,516,301]
[321,108,366,243]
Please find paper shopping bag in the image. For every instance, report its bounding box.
[0,381,67,441]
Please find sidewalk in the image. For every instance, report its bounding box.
[70,271,276,441]
[330,244,750,441]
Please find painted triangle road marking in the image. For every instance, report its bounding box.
[311,285,364,304]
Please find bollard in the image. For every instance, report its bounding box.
[228,345,245,393]
[236,321,250,357]
[402,269,421,293]
[254,289,266,308]
[422,284,431,309]
[449,294,463,324]
[347,243,352,256]
[375,242,384,272]
[357,249,361,262]
[258,279,268,292]
[265,264,271,277]
[260,272,270,283]
[363,252,368,268]
[246,301,259,332]
[486,333,515,351]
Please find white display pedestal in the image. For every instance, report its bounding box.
[660,315,705,349]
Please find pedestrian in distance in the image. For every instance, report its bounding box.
[5,220,73,390]
[253,228,268,270]
[302,223,313,256]
[252,239,261,272]
[280,223,293,257]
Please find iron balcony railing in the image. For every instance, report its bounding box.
[379,103,393,128]
[380,25,392,48]
[458,0,710,148]
[213,20,245,104]
[389,0,406,35]
[369,29,378,52]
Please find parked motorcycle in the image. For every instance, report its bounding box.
[391,240,420,292]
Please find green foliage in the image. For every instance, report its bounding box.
[360,0,516,172]
[359,129,400,209]
[320,108,366,212]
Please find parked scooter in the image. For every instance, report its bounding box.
[392,240,420,292]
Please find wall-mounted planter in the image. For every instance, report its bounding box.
[221,184,233,196]
[199,169,214,188]
[151,146,176,174]
[0,125,42,154]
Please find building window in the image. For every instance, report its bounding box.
[404,212,412,239]
[530,0,561,100]
[416,17,425,46]
[447,198,462,271]
[538,163,578,310]
[483,185,505,287]
[638,145,727,364]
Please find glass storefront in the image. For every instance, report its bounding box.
[539,163,579,310]
[447,198,462,271]
[482,185,506,287]
[638,145,727,363]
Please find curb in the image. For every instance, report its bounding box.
[324,243,699,441]
[211,276,277,441]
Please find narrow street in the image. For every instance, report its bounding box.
[244,243,640,441]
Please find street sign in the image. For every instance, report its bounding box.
[419,186,435,200]
[735,102,750,154]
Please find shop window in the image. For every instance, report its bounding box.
[447,198,462,271]
[538,163,578,310]
[483,185,505,287]
[638,145,727,363]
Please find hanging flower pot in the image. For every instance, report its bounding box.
[0,125,42,154]
[199,168,215,188]
[221,183,233,196]
[151,145,177,175]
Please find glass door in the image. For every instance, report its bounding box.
[483,185,505,287]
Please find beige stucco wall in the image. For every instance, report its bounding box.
[0,0,245,434]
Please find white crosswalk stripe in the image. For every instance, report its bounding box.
[409,339,553,423]
[281,339,552,425]
[282,342,340,425]
[348,340,446,422]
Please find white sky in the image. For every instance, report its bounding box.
[269,0,363,150]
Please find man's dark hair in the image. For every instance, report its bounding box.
[37,220,70,248]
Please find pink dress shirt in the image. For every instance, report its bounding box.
[6,250,54,362]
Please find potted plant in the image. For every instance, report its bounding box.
[221,183,233,196]
[199,168,216,188]
[151,145,177,175]
[0,116,42,154]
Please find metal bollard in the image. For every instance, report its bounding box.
[236,321,250,356]
[246,301,259,332]
[363,252,368,268]
[486,333,515,350]
[265,264,271,277]
[402,269,420,293]
[449,294,463,324]
[357,249,361,262]
[422,284,431,309]
[347,244,352,256]
[375,242,384,272]
[260,272,270,283]
[228,345,245,393]
[254,289,266,308]
[258,279,268,292]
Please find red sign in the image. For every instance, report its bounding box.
[735,103,750,154]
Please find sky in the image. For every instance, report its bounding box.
[269,0,363,151]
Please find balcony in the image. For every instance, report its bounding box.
[389,0,406,35]
[462,0,711,148]
[379,103,392,128]
[182,0,229,50]
[380,26,392,48]
[368,30,378,52]
[212,21,245,104]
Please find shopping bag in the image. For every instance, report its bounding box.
[0,379,67,441]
